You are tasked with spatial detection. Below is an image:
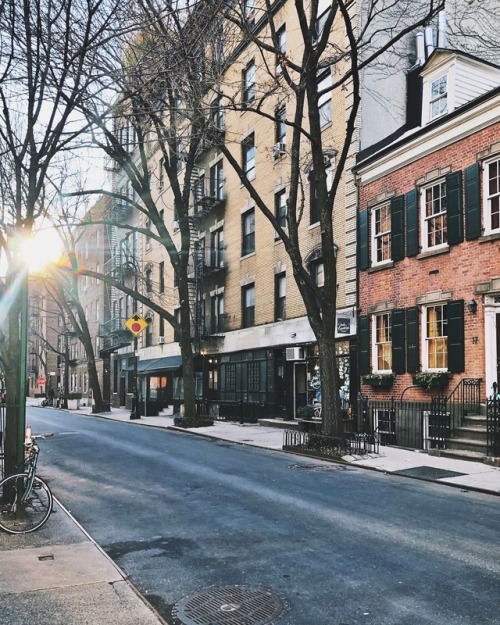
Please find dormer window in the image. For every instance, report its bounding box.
[429,75,448,120]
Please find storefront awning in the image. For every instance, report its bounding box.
[129,355,182,375]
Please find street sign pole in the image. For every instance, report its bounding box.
[124,313,149,420]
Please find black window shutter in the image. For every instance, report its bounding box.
[391,195,405,261]
[465,163,481,240]
[358,209,369,270]
[391,309,406,374]
[406,306,420,373]
[446,171,463,245]
[358,315,370,375]
[406,189,419,257]
[447,300,465,373]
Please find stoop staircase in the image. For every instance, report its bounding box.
[441,408,488,462]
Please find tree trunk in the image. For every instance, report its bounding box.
[177,278,197,419]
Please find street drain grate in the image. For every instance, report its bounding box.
[172,585,289,625]
[288,463,348,472]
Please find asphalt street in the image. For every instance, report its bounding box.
[27,407,500,625]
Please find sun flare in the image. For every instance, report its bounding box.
[19,228,64,273]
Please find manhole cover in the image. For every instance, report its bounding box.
[172,585,289,625]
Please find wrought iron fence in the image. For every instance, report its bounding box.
[486,385,500,457]
[283,429,379,459]
[358,378,482,452]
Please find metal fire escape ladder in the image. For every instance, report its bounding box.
[187,217,205,353]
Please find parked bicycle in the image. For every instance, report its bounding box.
[0,433,54,534]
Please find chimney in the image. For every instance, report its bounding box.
[437,10,447,48]
[416,32,425,66]
[425,26,435,58]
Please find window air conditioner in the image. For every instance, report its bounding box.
[272,143,286,159]
[158,336,165,344]
[286,347,305,361]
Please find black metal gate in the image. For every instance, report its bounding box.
[486,384,500,457]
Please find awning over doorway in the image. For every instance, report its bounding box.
[129,355,182,375]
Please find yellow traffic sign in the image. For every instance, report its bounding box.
[125,313,149,336]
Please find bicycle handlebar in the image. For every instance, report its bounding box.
[28,433,54,442]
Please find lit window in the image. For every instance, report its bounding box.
[371,203,391,264]
[425,304,448,370]
[430,75,447,120]
[373,313,392,372]
[421,180,447,250]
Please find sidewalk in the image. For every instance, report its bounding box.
[0,496,167,625]
[46,400,500,496]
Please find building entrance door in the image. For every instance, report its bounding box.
[485,301,500,396]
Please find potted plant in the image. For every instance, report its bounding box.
[412,371,450,391]
[66,392,82,410]
[362,373,394,387]
[296,405,315,420]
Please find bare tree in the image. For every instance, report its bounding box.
[68,0,229,419]
[0,0,127,475]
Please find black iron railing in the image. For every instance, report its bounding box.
[447,378,482,433]
[358,378,482,452]
[486,383,500,457]
[283,429,379,458]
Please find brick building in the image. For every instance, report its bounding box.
[355,49,500,455]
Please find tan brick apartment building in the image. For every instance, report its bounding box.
[355,49,500,454]
[124,0,360,420]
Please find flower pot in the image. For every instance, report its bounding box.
[67,398,80,410]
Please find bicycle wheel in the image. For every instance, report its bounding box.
[0,473,53,534]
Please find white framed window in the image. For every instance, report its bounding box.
[371,203,391,265]
[423,303,448,371]
[421,180,447,251]
[484,157,500,234]
[429,75,447,120]
[372,312,392,373]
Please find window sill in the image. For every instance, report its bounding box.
[241,251,256,260]
[416,246,449,260]
[308,221,320,231]
[479,231,500,244]
[368,261,394,273]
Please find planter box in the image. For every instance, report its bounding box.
[363,376,394,387]
[67,398,80,410]
[412,373,449,390]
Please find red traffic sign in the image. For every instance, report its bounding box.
[38,377,46,386]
